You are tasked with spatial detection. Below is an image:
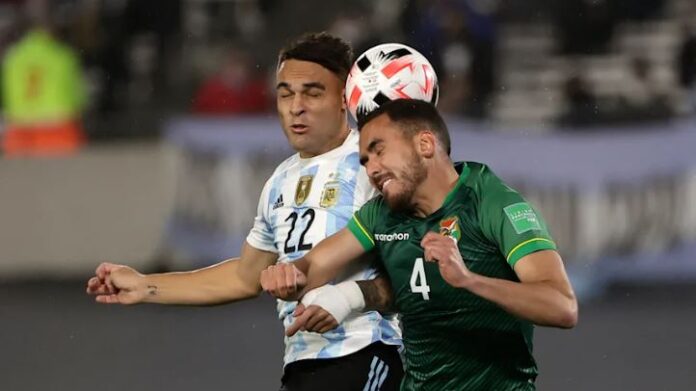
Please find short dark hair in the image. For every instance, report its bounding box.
[358,99,451,156]
[278,32,353,83]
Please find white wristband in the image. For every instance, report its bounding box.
[300,281,366,325]
[335,280,366,312]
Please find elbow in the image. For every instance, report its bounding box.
[556,298,579,329]
[558,308,578,329]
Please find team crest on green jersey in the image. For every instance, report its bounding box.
[295,175,314,205]
[320,180,340,208]
[439,216,461,242]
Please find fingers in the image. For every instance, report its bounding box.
[95,262,118,280]
[276,264,294,298]
[423,241,447,263]
[86,277,117,295]
[420,232,442,246]
[105,274,116,293]
[293,303,306,317]
[314,317,339,334]
[261,264,303,299]
[423,246,435,263]
[302,306,330,332]
[286,305,337,336]
[421,231,458,262]
[95,294,121,304]
[91,262,125,296]
[284,265,296,297]
[86,277,101,294]
[286,308,311,336]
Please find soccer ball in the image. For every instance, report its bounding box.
[345,43,439,123]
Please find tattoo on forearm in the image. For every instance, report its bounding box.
[147,285,158,296]
[357,279,394,313]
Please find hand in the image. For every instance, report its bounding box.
[421,232,473,289]
[259,263,307,301]
[286,303,339,337]
[85,262,147,305]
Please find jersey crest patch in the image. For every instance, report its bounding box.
[439,216,461,243]
[295,175,314,205]
[503,202,541,234]
[320,180,340,208]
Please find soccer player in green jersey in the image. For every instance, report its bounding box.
[261,98,578,390]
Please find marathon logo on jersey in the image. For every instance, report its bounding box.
[320,180,340,208]
[374,232,410,242]
[504,202,541,234]
[272,194,284,210]
[439,216,461,243]
[294,175,314,205]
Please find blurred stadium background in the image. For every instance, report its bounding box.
[1,0,696,390]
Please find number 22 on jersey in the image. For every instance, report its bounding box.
[283,209,315,254]
[410,257,431,300]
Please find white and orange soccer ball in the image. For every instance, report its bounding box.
[345,43,439,123]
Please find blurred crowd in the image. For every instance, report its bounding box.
[0,0,695,155]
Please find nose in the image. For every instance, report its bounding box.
[290,94,305,116]
[365,159,381,184]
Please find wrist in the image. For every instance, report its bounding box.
[335,281,365,312]
[300,281,365,326]
[138,274,158,303]
[457,271,479,290]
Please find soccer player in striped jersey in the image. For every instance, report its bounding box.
[261,99,578,390]
[86,33,403,391]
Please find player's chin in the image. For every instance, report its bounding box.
[287,135,312,150]
[384,191,411,213]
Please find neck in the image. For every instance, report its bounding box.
[410,159,459,217]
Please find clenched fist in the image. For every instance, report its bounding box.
[85,262,148,305]
[260,263,307,301]
[421,232,473,289]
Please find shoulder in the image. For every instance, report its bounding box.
[460,161,510,191]
[258,153,299,193]
[269,153,300,179]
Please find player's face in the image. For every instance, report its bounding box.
[359,114,427,212]
[276,60,348,158]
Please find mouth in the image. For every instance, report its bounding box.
[376,177,394,193]
[290,124,308,134]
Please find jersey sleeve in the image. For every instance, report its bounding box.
[346,198,382,251]
[478,170,556,267]
[245,179,277,253]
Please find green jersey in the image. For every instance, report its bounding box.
[347,162,556,391]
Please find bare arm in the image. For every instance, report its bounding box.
[423,233,578,328]
[465,250,577,328]
[87,241,278,305]
[357,275,395,313]
[141,242,278,305]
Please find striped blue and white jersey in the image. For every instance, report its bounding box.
[246,129,402,366]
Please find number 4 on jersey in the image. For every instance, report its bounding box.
[410,257,431,300]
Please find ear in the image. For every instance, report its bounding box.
[417,131,437,158]
[340,88,347,112]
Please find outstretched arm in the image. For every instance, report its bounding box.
[422,232,578,328]
[86,241,278,305]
